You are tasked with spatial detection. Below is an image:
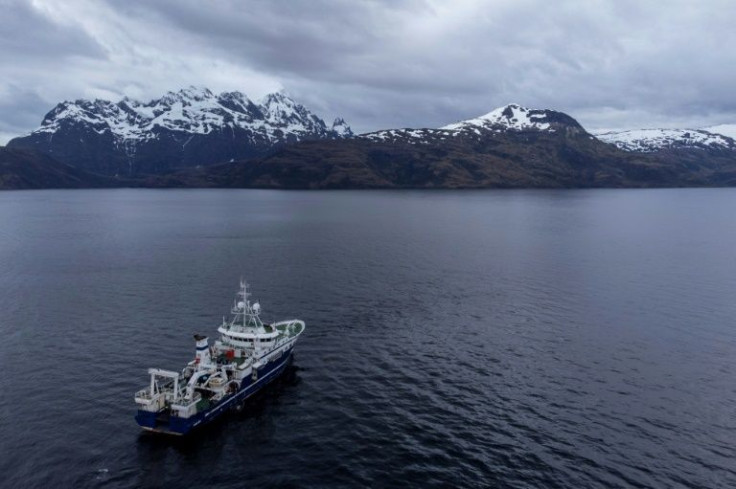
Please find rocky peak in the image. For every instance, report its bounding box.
[331,117,353,137]
[158,86,214,106]
[216,91,262,119]
[259,91,327,133]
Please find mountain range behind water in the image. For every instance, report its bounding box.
[4,87,736,189]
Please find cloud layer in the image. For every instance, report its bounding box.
[1,0,735,143]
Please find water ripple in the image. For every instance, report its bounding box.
[1,189,736,488]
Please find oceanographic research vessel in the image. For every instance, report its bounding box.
[134,279,305,435]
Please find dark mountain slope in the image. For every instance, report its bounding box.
[0,147,113,190]
[152,123,736,189]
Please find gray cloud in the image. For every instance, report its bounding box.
[1,0,735,143]
[0,0,104,60]
[0,84,52,144]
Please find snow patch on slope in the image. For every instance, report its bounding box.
[441,104,552,131]
[594,128,735,152]
[361,128,448,143]
[704,124,736,140]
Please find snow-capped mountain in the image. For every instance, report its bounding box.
[360,103,584,144]
[36,87,347,143]
[440,103,581,132]
[9,87,352,175]
[594,128,735,152]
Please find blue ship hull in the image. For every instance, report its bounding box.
[135,346,294,435]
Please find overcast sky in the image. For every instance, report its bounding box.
[1,0,735,143]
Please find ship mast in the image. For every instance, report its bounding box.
[240,278,250,328]
[228,277,262,331]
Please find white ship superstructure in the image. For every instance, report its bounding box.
[134,280,305,435]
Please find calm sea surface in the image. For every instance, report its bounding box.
[1,188,735,488]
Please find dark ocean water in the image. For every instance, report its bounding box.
[1,188,735,488]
